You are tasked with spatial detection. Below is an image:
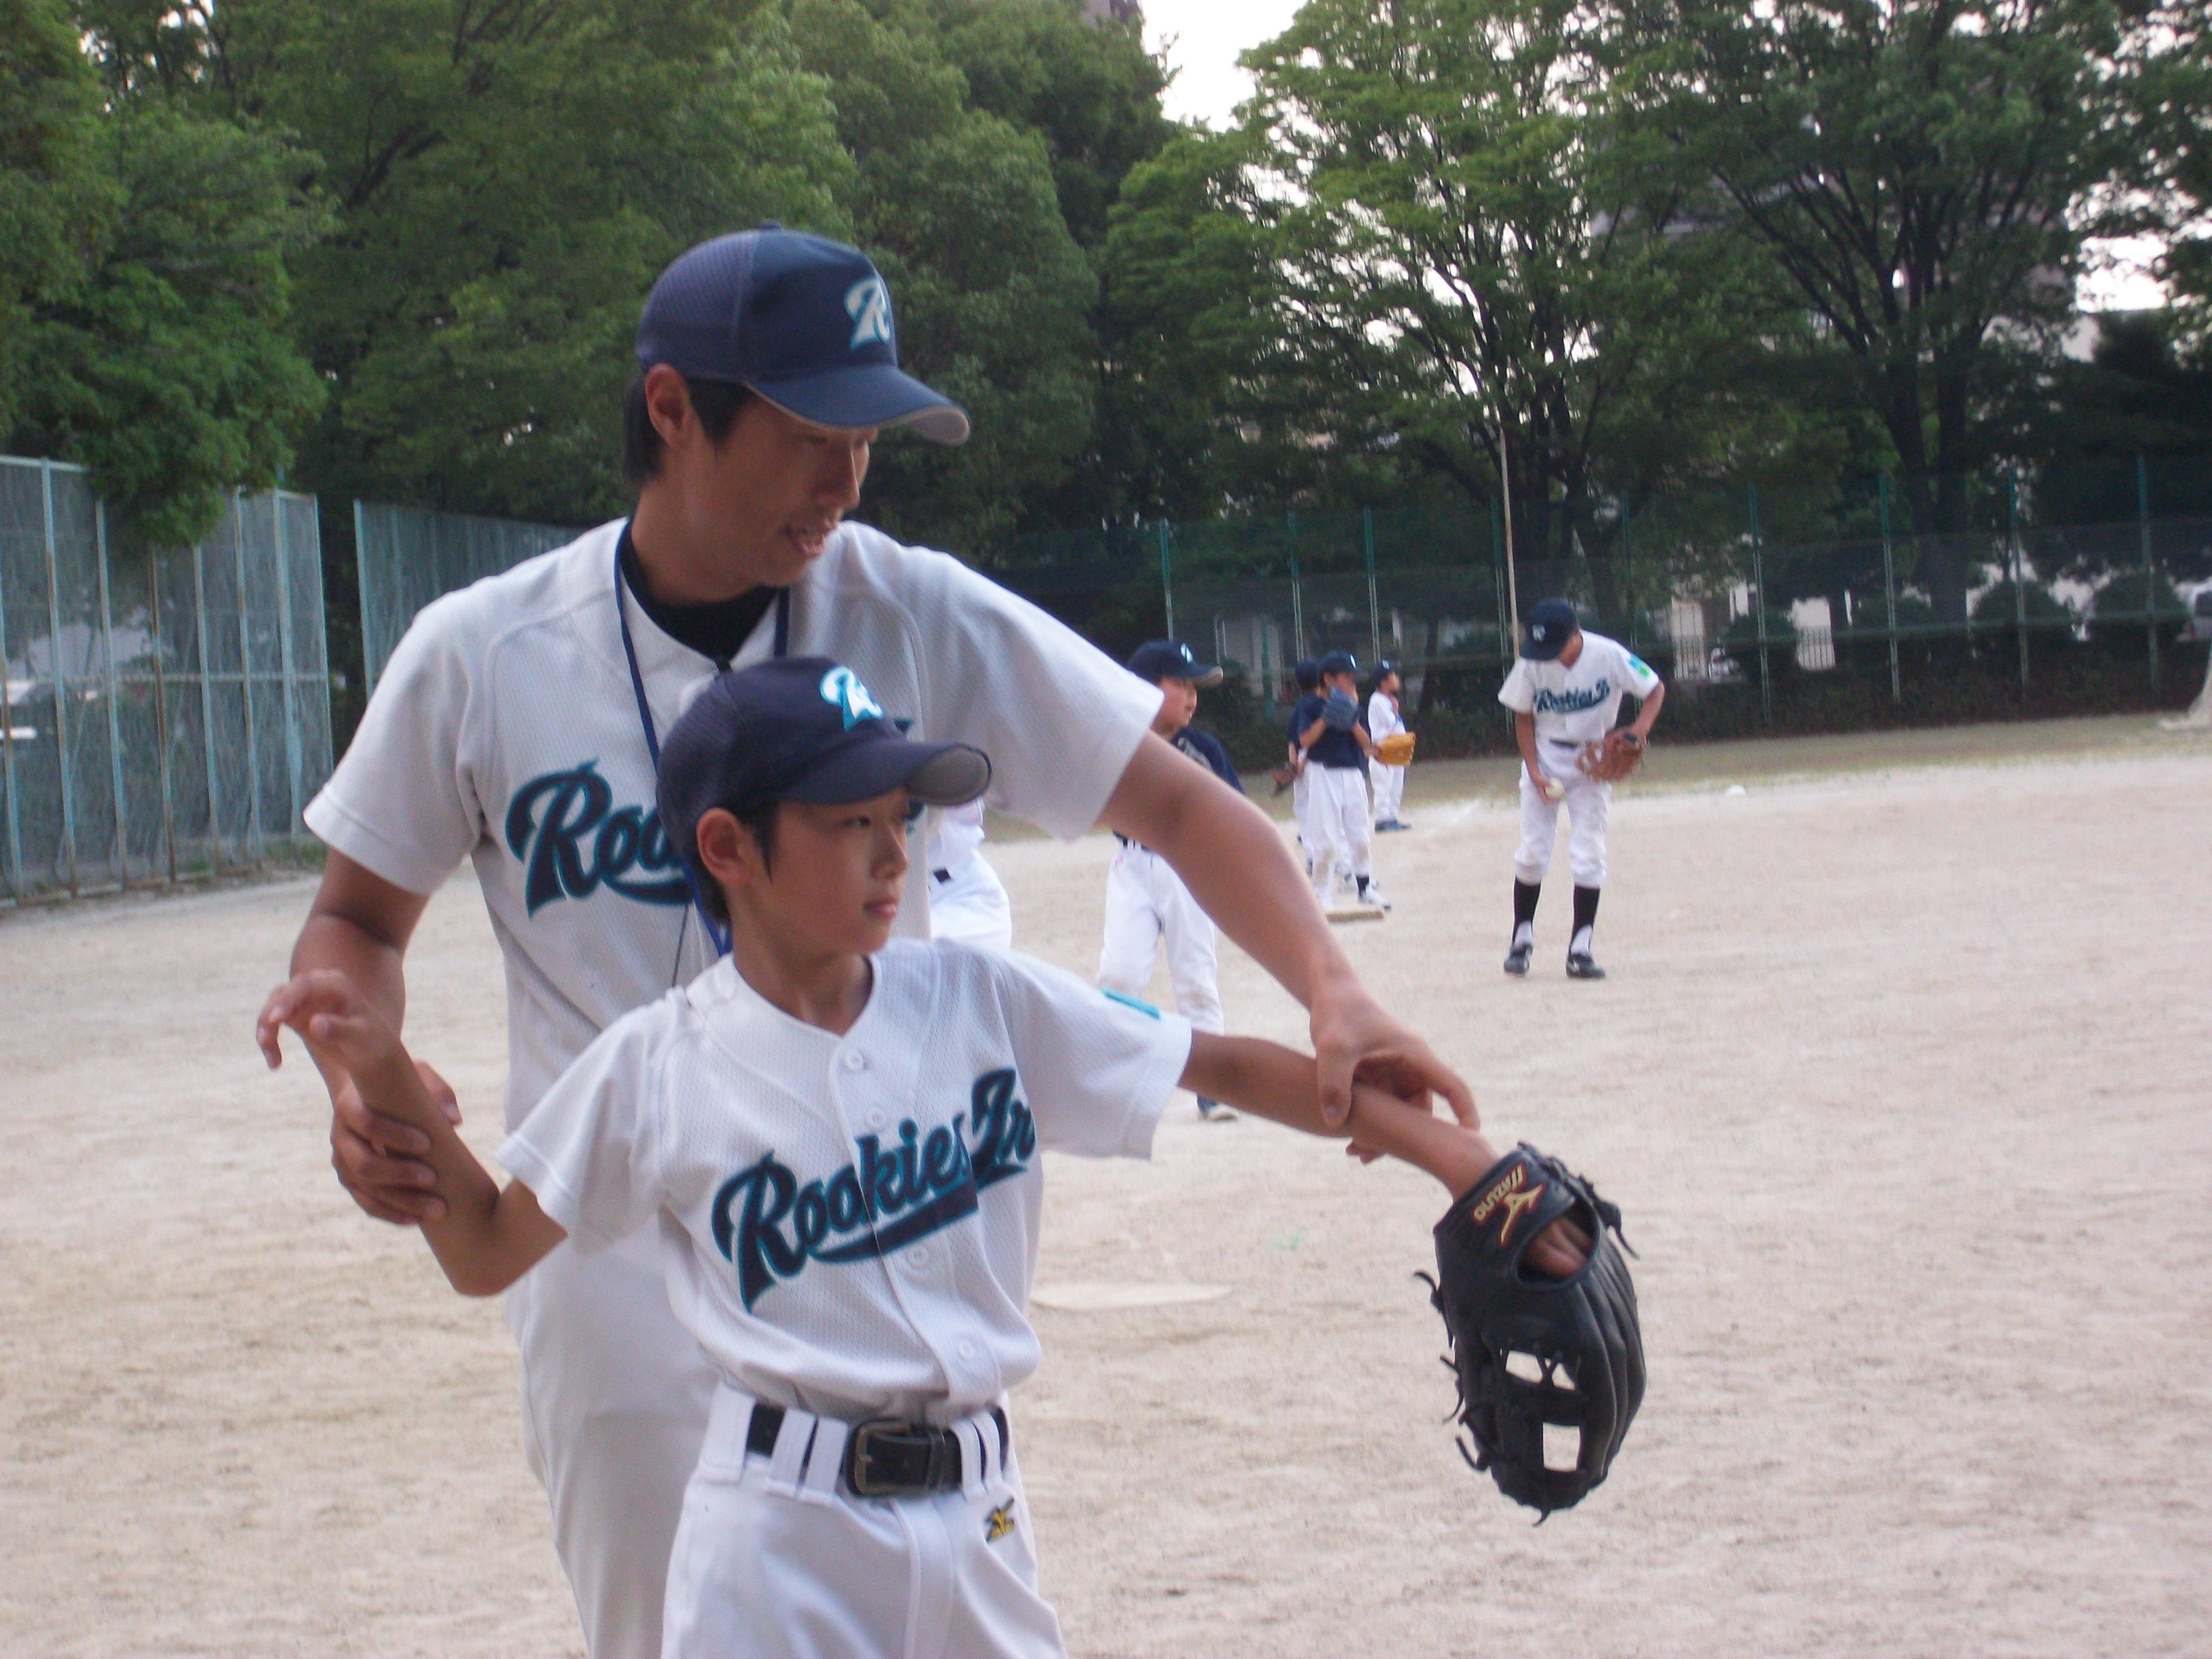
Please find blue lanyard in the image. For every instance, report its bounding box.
[614,534,791,959]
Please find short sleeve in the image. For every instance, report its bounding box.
[905,550,1163,841]
[302,594,484,895]
[1496,660,1536,713]
[989,953,1192,1160]
[495,1006,672,1254]
[1617,644,1662,698]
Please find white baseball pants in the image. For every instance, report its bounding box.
[928,852,1014,953]
[1515,740,1610,888]
[1096,842,1224,1035]
[664,1387,1063,1659]
[1303,765,1372,903]
[508,1230,719,1659]
[1371,762,1406,825]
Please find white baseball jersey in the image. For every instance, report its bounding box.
[305,518,1163,1131]
[496,940,1192,1425]
[1495,630,1661,749]
[1366,688,1405,744]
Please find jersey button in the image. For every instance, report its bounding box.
[906,1248,929,1270]
[958,1340,978,1360]
[842,1051,867,1072]
[867,1110,888,1130]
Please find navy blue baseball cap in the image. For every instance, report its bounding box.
[1126,639,1223,687]
[657,657,990,878]
[1316,649,1360,677]
[638,227,970,444]
[1520,599,1580,661]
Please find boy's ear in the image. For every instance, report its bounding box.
[695,808,761,894]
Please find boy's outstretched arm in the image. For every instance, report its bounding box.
[261,970,566,1296]
[1181,1032,1588,1277]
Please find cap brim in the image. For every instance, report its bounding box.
[1519,637,1567,661]
[1187,664,1224,688]
[784,738,992,810]
[751,367,971,445]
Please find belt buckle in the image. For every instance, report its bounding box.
[845,1418,929,1498]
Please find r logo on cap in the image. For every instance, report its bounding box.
[820,665,886,729]
[846,278,894,350]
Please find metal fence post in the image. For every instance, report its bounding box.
[95,502,128,883]
[1749,482,1771,727]
[0,499,19,899]
[2139,455,2158,682]
[1157,519,1175,639]
[273,492,305,833]
[40,458,80,893]
[1490,498,1510,662]
[192,534,221,867]
[148,545,176,883]
[1287,511,1305,660]
[1879,473,1901,703]
[2007,471,2028,691]
[1361,507,1381,665]
[232,493,265,858]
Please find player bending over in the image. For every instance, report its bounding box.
[264,658,1582,1659]
[1097,640,1243,1121]
[1497,599,1665,979]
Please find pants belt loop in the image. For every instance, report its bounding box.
[767,1408,816,1496]
[801,1417,848,1504]
[956,1419,987,1496]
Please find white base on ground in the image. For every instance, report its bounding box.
[4,716,2211,1657]
[1029,1284,1232,1312]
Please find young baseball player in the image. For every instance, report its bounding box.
[926,799,1011,952]
[262,227,1477,1658]
[1098,640,1243,1121]
[1497,599,1666,979]
[1286,656,1321,878]
[1366,661,1411,832]
[1293,650,1386,911]
[262,656,1572,1659]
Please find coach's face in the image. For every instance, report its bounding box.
[709,401,875,586]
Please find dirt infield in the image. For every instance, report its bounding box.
[4,716,2209,1656]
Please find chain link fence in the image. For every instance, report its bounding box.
[0,456,332,904]
[356,502,578,694]
[345,456,2212,775]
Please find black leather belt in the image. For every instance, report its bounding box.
[931,867,952,883]
[745,1404,1011,1498]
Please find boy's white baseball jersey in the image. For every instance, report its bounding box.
[927,800,1013,953]
[304,519,1161,1658]
[496,938,1191,1659]
[1496,630,1660,889]
[1366,688,1406,825]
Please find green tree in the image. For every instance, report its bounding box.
[1644,0,2188,618]
[785,0,1098,551]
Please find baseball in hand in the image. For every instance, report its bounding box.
[1542,778,1565,802]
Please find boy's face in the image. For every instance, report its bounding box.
[1151,675,1199,735]
[1323,669,1357,696]
[704,786,912,957]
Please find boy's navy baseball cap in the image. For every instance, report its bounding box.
[1520,598,1580,660]
[1316,649,1360,677]
[656,657,990,873]
[1126,639,1223,687]
[637,227,971,444]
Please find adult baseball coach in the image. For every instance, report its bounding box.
[255,227,1475,1658]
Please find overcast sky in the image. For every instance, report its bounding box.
[1140,0,1303,126]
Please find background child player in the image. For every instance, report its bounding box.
[1496,599,1666,979]
[1366,661,1411,832]
[927,799,1012,952]
[262,656,1581,1659]
[1293,650,1387,912]
[1098,640,1244,1121]
[1285,656,1321,878]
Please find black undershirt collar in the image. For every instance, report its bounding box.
[617,521,777,671]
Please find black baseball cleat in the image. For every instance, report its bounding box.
[1503,939,1532,975]
[1566,950,1606,980]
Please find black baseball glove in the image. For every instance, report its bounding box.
[1422,1145,1642,1516]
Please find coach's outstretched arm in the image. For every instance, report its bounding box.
[1100,733,1475,1130]
[254,852,458,1224]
